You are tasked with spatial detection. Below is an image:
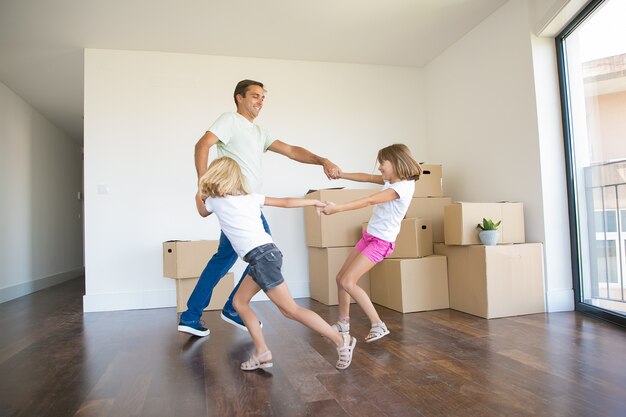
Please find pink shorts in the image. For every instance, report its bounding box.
[356,230,395,265]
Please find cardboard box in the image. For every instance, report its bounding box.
[308,247,371,305]
[434,243,545,319]
[163,240,219,278]
[363,218,433,258]
[304,188,377,248]
[370,255,449,313]
[405,196,452,243]
[444,202,525,245]
[393,218,433,258]
[414,164,443,197]
[174,272,234,313]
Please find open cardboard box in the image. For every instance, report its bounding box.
[304,188,377,248]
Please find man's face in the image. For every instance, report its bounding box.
[237,85,265,120]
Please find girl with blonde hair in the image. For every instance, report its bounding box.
[196,156,356,370]
[321,144,422,342]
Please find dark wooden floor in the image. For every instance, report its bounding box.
[1,278,625,417]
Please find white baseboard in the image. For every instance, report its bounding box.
[546,288,575,312]
[0,268,84,304]
[83,280,311,312]
[83,289,176,312]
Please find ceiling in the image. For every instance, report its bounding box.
[0,0,508,143]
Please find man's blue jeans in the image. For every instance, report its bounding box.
[180,213,271,322]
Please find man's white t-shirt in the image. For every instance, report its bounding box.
[366,180,415,243]
[204,193,273,258]
[208,112,275,193]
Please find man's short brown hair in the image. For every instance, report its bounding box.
[233,79,264,105]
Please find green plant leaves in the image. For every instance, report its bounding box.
[476,218,501,230]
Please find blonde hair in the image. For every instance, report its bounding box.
[199,157,249,198]
[377,143,423,181]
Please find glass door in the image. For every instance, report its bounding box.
[557,0,626,326]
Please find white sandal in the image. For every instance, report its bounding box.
[240,350,273,371]
[331,320,350,333]
[365,322,390,343]
[336,333,356,370]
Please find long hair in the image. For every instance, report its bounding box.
[377,144,423,181]
[199,157,249,198]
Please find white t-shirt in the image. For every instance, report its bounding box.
[209,112,275,193]
[204,193,273,258]
[366,180,415,243]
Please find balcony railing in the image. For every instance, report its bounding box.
[584,160,626,313]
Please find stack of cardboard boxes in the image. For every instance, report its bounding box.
[435,202,545,319]
[304,188,377,305]
[304,165,450,314]
[162,240,234,312]
[368,165,450,313]
[162,167,545,321]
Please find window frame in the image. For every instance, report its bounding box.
[556,0,626,327]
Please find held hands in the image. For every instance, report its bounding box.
[310,199,338,216]
[311,199,326,216]
[320,201,338,215]
[322,159,342,180]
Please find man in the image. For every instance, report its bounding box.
[178,79,341,336]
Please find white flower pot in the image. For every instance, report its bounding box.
[479,230,499,246]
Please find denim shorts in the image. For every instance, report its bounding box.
[242,243,285,292]
[356,230,395,264]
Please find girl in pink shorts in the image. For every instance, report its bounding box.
[321,144,422,342]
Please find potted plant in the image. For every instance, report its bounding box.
[477,218,501,245]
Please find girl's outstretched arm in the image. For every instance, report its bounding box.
[322,189,398,215]
[264,197,326,210]
[340,172,384,185]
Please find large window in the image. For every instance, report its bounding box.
[557,0,626,326]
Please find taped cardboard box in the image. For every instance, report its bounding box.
[362,218,433,258]
[414,164,443,197]
[370,255,449,313]
[163,240,219,278]
[444,202,525,245]
[434,243,545,319]
[405,196,452,243]
[308,247,370,305]
[174,272,234,313]
[304,188,377,248]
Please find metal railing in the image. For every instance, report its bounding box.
[585,160,626,309]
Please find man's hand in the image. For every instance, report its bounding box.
[323,160,342,179]
[321,201,338,215]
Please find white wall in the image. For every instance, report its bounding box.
[425,0,574,311]
[83,49,425,311]
[83,0,585,313]
[0,81,83,303]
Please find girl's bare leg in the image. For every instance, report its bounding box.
[336,252,380,324]
[335,248,362,320]
[232,275,271,360]
[265,283,344,348]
